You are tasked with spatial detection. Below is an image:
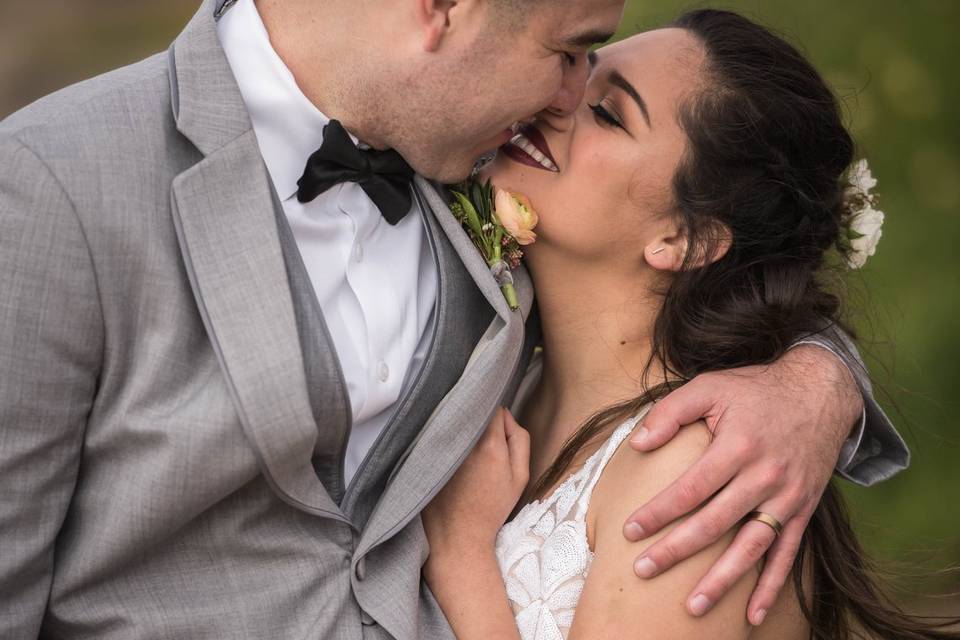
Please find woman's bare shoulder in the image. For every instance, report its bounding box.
[592,418,712,518]
[581,418,807,640]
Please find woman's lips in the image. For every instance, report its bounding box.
[479,128,520,159]
[500,124,559,172]
[521,125,558,168]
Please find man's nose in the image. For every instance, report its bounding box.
[545,52,590,117]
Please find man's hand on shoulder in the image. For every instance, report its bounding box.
[620,345,862,625]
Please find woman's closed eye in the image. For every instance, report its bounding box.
[589,102,623,129]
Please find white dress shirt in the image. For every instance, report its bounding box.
[218,0,438,487]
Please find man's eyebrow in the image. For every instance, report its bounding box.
[562,30,616,49]
[608,69,652,128]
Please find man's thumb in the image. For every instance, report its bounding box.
[630,383,713,451]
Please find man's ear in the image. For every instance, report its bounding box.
[644,220,732,272]
[415,0,458,52]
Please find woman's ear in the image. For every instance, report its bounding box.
[415,0,458,52]
[644,221,732,272]
[643,216,688,272]
[644,235,686,272]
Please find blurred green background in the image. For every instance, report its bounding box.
[2,0,957,615]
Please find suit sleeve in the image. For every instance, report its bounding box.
[793,326,909,487]
[0,135,103,637]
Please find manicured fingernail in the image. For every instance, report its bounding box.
[753,609,767,625]
[624,522,645,541]
[634,556,657,578]
[631,427,649,445]
[690,594,712,616]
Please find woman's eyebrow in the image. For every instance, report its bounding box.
[608,69,652,128]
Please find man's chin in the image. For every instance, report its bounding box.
[417,156,478,185]
[406,145,501,184]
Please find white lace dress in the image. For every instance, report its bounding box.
[495,364,652,640]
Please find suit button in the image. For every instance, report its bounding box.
[355,557,367,581]
[360,611,375,626]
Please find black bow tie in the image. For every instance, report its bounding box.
[296,120,415,225]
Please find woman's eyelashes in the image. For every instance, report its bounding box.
[589,102,623,129]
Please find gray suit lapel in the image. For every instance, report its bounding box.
[356,178,534,553]
[168,0,345,522]
[341,187,493,525]
[354,180,534,640]
[271,188,353,503]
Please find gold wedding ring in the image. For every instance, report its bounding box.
[747,511,784,537]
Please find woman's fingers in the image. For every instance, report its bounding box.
[502,408,520,436]
[481,407,506,443]
[503,409,530,483]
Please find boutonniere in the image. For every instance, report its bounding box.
[449,179,539,311]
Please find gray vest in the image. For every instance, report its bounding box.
[272,185,494,527]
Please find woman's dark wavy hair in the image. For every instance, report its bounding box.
[532,9,959,640]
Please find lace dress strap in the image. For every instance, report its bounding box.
[572,404,654,520]
[495,403,657,640]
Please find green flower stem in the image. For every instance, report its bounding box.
[492,227,504,263]
[488,256,519,311]
[501,283,519,311]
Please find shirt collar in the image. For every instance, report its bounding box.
[217,0,358,200]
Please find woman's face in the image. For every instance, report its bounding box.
[482,28,706,267]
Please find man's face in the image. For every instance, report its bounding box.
[392,0,625,183]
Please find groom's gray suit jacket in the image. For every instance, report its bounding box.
[0,1,908,638]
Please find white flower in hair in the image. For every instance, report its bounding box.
[847,158,877,194]
[842,159,884,269]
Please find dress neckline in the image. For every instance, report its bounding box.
[521,412,647,510]
[511,350,654,505]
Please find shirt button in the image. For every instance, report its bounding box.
[377,361,390,383]
[355,557,367,581]
[354,243,364,262]
[360,611,376,626]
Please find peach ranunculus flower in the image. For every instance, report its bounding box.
[494,188,539,246]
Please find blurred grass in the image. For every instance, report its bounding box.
[2,0,958,611]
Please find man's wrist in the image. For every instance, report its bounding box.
[785,343,864,440]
